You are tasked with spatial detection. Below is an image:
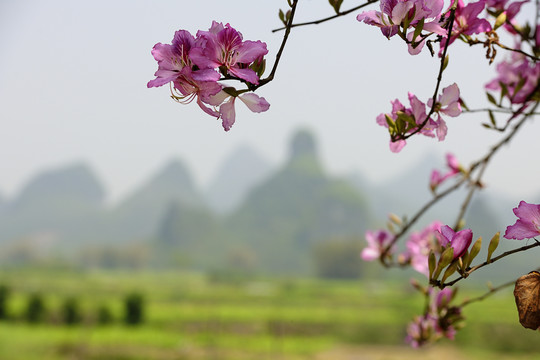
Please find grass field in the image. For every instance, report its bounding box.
[0,268,538,359]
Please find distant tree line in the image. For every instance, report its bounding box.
[0,284,144,326]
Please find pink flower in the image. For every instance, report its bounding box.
[437,225,473,259]
[429,83,462,117]
[376,86,457,152]
[504,201,540,240]
[358,0,446,54]
[211,91,270,131]
[487,0,528,34]
[403,221,443,276]
[406,286,463,347]
[148,22,270,131]
[361,230,395,261]
[147,30,222,116]
[430,153,462,191]
[486,50,540,105]
[441,0,492,49]
[191,21,268,85]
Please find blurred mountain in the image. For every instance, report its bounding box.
[205,145,273,214]
[0,130,536,277]
[0,163,106,249]
[108,159,206,242]
[223,129,373,274]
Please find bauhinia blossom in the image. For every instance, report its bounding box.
[504,201,540,240]
[401,221,443,276]
[485,50,540,105]
[361,229,395,261]
[376,83,462,152]
[191,21,268,85]
[430,153,463,191]
[148,22,270,131]
[210,90,270,131]
[357,0,446,54]
[406,286,464,347]
[441,0,492,49]
[436,225,473,259]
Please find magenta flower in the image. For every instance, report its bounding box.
[403,221,443,276]
[437,225,473,259]
[430,153,462,191]
[441,0,492,49]
[376,87,454,152]
[191,21,268,85]
[504,201,540,240]
[147,30,222,116]
[406,286,463,347]
[487,0,528,34]
[357,0,445,40]
[429,83,462,117]
[148,22,271,131]
[486,50,540,104]
[361,229,395,261]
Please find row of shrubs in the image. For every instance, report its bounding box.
[0,285,145,325]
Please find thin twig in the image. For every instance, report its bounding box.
[272,0,378,33]
[254,0,299,89]
[459,278,516,307]
[394,2,458,141]
[443,241,540,287]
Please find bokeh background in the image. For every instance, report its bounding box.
[1,1,540,359]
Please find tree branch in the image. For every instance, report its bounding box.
[272,0,378,33]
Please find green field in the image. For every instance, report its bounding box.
[0,268,538,360]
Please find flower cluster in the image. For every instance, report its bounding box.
[406,286,464,347]
[376,83,462,152]
[430,153,464,192]
[441,0,492,50]
[148,21,270,131]
[485,50,540,105]
[362,219,474,278]
[400,221,443,276]
[361,229,395,261]
[357,0,447,55]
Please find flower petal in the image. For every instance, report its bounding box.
[238,93,270,113]
[219,98,236,131]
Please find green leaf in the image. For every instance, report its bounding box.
[466,237,482,269]
[328,0,343,13]
[428,251,437,280]
[442,55,449,71]
[488,110,496,127]
[487,232,500,263]
[494,12,507,30]
[413,18,424,42]
[279,9,286,25]
[499,81,509,104]
[433,247,454,280]
[459,98,469,111]
[441,260,459,284]
[385,114,396,133]
[486,92,498,106]
[513,77,527,98]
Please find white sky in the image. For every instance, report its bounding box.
[1,0,539,204]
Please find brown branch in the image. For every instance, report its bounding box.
[392,2,458,142]
[459,278,516,307]
[381,94,539,265]
[443,241,540,287]
[272,0,378,33]
[253,0,299,90]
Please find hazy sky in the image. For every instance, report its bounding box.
[1,0,539,204]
